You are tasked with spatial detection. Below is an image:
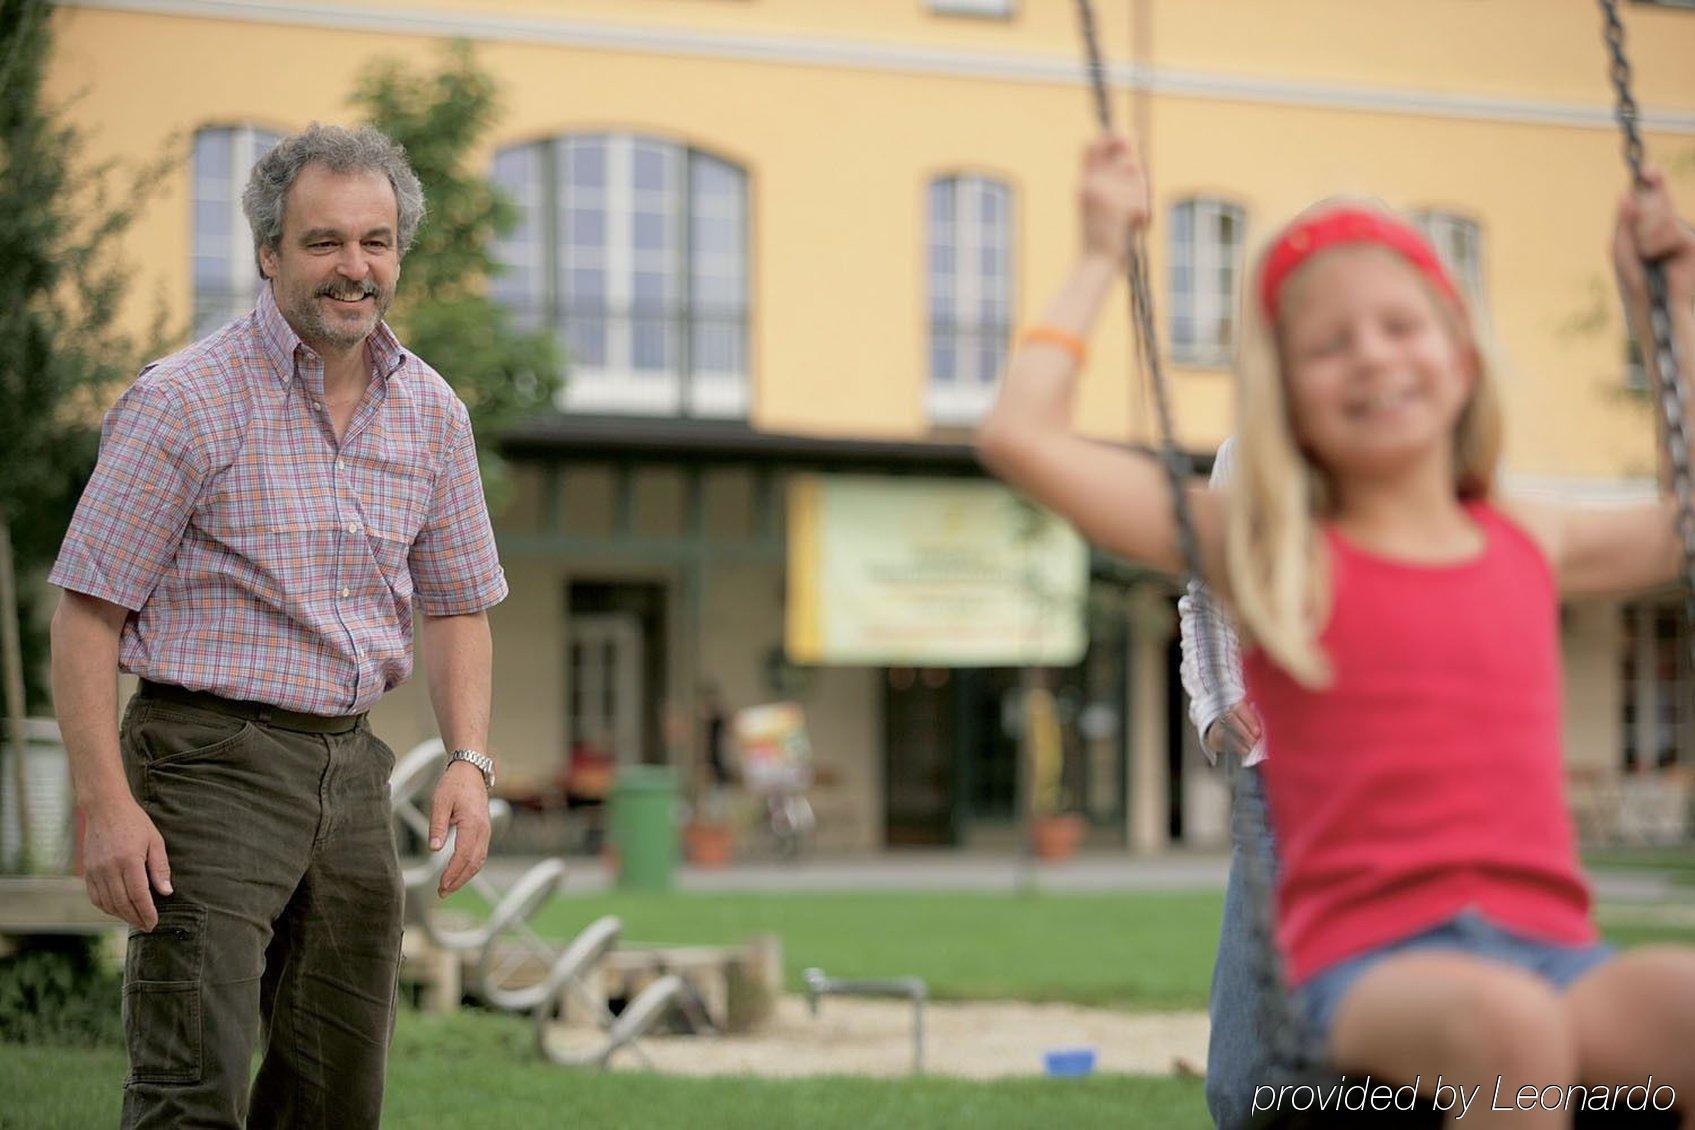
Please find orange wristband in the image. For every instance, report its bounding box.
[1019,325,1088,366]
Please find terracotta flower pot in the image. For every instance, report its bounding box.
[1031,812,1085,861]
[685,821,735,868]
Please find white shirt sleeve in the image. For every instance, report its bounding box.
[1175,438,1264,765]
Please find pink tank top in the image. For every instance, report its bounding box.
[1243,502,1595,985]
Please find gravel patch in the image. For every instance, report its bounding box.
[593,997,1209,1079]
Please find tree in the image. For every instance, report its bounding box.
[0,0,160,716]
[350,40,563,508]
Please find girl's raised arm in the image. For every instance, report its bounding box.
[1522,169,1695,598]
[975,134,1227,591]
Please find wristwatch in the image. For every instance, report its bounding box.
[448,748,496,791]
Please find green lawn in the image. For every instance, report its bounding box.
[0,1010,1211,1130]
[455,886,1695,1011]
[456,889,1230,1010]
[1585,846,1695,887]
[8,886,1694,1129]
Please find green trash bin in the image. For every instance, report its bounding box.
[608,764,679,890]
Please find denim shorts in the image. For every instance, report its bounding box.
[1296,909,1615,1049]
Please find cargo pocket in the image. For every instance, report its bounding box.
[123,901,206,1086]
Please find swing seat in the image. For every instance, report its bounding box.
[1245,1069,1685,1129]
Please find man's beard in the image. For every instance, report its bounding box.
[280,277,394,351]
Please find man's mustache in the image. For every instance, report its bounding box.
[316,281,382,301]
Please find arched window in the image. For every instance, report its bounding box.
[490,134,749,417]
[1168,196,1245,366]
[927,174,1014,424]
[191,125,281,338]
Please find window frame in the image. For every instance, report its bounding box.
[1411,209,1487,325]
[926,173,1016,426]
[926,0,1018,17]
[490,132,751,419]
[1620,599,1693,772]
[1168,196,1246,368]
[191,124,281,339]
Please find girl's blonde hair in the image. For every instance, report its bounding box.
[1224,199,1505,687]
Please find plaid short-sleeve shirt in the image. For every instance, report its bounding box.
[50,285,508,715]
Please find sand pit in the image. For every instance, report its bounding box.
[598,997,1209,1079]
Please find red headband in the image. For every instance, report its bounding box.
[1258,207,1461,321]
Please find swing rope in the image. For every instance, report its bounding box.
[1070,0,1320,1079]
[1599,0,1695,675]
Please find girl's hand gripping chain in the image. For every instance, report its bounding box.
[1613,167,1695,313]
[1078,133,1149,265]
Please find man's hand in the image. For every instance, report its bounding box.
[428,760,491,898]
[1204,702,1263,760]
[82,794,172,931]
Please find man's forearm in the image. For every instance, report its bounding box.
[50,593,131,811]
[420,611,493,755]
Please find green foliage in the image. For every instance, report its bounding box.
[0,936,123,1048]
[0,0,165,709]
[350,40,562,510]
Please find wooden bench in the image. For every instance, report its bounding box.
[0,875,124,958]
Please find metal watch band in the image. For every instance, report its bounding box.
[448,748,495,790]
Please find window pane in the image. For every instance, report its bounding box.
[195,199,230,240]
[689,153,747,382]
[632,211,667,252]
[978,340,1004,387]
[632,144,670,192]
[192,254,227,289]
[694,214,737,256]
[931,337,956,384]
[692,156,739,199]
[632,318,671,371]
[631,270,668,309]
[566,206,605,247]
[194,129,231,179]
[192,126,277,336]
[565,317,606,367]
[566,267,605,304]
[692,320,743,374]
[490,143,545,314]
[930,179,955,225]
[566,138,606,188]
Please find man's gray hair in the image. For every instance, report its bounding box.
[242,122,426,273]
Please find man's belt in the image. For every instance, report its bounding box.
[137,680,365,735]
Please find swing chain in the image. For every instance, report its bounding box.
[1599,0,1695,674]
[1072,0,1317,1078]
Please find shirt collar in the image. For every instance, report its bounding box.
[254,282,410,384]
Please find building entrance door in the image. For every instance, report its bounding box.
[883,668,959,846]
[569,612,646,766]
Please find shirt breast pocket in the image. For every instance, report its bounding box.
[360,474,432,605]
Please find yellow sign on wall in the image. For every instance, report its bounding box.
[785,474,1088,666]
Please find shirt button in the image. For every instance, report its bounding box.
[336,459,346,471]
[340,586,351,599]
[312,401,323,412]
[345,522,360,535]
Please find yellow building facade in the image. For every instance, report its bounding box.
[46,0,1695,851]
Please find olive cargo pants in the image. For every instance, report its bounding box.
[117,684,405,1128]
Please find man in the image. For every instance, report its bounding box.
[1176,435,1275,1130]
[49,123,505,1128]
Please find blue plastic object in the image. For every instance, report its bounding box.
[1043,1047,1097,1077]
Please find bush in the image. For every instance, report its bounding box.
[0,936,123,1048]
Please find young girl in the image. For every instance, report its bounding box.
[979,134,1695,1126]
